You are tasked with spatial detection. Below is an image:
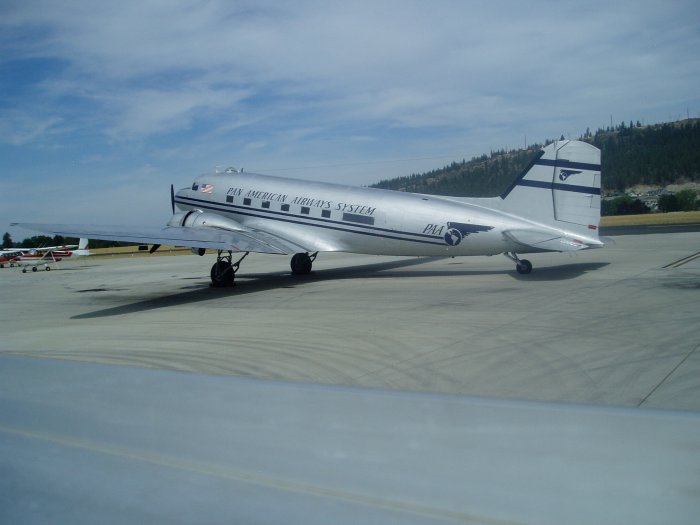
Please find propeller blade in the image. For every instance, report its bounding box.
[170,184,175,213]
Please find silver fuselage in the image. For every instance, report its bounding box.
[174,171,561,256]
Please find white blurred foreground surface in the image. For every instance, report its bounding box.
[1,356,698,525]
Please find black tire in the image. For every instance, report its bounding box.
[22,268,27,273]
[210,260,235,287]
[516,259,532,274]
[45,266,51,271]
[32,266,38,272]
[290,253,312,275]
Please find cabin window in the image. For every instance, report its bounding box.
[343,213,374,225]
[243,198,252,206]
[322,209,331,218]
[262,201,270,209]
[226,195,234,203]
[281,204,290,212]
[301,206,310,215]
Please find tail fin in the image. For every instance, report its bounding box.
[499,140,601,237]
[73,238,90,257]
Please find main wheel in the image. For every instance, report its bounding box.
[516,259,532,274]
[32,266,38,272]
[45,266,51,271]
[290,253,312,275]
[210,260,235,287]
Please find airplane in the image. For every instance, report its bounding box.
[13,140,603,286]
[0,253,20,268]
[13,238,90,272]
[1,239,81,255]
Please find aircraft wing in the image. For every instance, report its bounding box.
[12,222,304,255]
[3,355,700,525]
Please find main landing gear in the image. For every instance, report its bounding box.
[504,252,532,274]
[290,252,317,275]
[210,251,249,287]
[208,251,319,287]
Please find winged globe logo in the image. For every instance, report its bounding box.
[444,222,494,246]
[559,169,582,181]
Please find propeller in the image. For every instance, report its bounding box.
[170,184,175,214]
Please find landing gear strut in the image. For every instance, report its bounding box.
[210,251,249,287]
[504,252,532,274]
[290,252,317,275]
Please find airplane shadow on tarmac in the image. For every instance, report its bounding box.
[71,258,609,319]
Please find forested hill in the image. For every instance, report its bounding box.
[371,119,700,196]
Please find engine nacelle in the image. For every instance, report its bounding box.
[168,210,248,231]
[168,210,249,254]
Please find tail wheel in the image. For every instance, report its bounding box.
[210,260,235,287]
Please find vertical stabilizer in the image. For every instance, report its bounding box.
[73,238,90,257]
[499,140,601,237]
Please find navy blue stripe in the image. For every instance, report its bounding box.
[516,179,601,195]
[535,158,601,171]
[499,151,600,199]
[175,197,448,246]
[499,151,545,199]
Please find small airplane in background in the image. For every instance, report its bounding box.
[9,238,90,272]
[14,140,603,286]
[0,253,20,268]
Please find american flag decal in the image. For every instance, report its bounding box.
[200,184,214,194]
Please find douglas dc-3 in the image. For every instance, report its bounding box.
[14,140,603,286]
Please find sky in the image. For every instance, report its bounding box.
[2,0,699,240]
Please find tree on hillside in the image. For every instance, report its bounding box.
[658,190,698,212]
[676,189,698,211]
[658,194,679,212]
[2,232,13,249]
[601,195,650,216]
[372,119,700,197]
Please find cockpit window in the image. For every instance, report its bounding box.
[192,183,199,191]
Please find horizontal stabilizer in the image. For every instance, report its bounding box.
[503,229,593,252]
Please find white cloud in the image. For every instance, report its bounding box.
[0,112,63,146]
[4,0,699,140]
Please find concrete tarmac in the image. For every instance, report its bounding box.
[1,232,699,410]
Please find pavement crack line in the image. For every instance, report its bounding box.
[638,342,700,407]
